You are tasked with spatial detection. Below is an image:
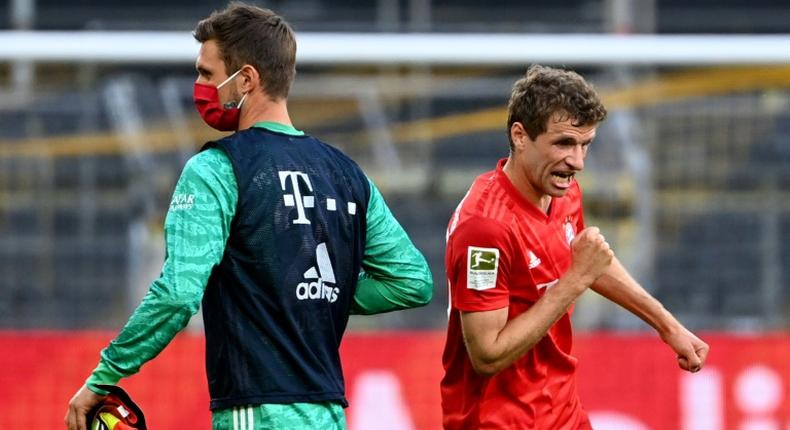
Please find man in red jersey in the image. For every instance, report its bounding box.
[441,65,709,429]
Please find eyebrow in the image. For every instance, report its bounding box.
[553,136,586,145]
[552,133,595,146]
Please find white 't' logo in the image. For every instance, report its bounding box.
[279,170,314,225]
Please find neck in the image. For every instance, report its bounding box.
[238,94,292,130]
[502,156,552,213]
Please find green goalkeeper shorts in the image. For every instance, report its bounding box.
[212,402,346,430]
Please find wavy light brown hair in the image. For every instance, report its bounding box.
[193,2,296,99]
[507,65,607,149]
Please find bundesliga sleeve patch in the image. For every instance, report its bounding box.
[466,246,499,291]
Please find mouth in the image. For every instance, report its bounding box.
[550,171,575,189]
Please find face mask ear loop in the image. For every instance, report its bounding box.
[237,93,248,110]
[217,69,245,109]
[217,68,243,89]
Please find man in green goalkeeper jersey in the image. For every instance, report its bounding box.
[65,4,433,429]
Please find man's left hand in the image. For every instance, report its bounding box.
[662,327,709,373]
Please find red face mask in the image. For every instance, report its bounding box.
[193,69,247,131]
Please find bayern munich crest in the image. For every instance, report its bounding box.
[564,217,575,245]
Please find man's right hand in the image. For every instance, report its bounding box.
[65,384,105,430]
[568,226,614,289]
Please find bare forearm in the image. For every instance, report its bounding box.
[489,289,575,370]
[592,257,680,335]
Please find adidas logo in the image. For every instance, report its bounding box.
[528,250,541,269]
[296,243,339,303]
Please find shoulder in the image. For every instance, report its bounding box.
[450,214,514,250]
[175,149,236,198]
[471,170,505,204]
[201,128,284,157]
[453,171,516,225]
[311,136,371,190]
[314,136,363,168]
[184,147,233,177]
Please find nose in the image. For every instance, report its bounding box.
[565,146,585,171]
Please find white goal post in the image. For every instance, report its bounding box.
[0,31,789,65]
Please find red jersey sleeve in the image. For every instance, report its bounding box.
[447,216,512,312]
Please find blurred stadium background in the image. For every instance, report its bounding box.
[1,0,789,428]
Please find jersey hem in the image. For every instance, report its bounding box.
[210,392,348,410]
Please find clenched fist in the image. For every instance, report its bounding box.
[568,226,614,288]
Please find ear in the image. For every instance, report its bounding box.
[238,64,260,94]
[510,122,529,151]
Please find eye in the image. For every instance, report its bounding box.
[196,67,212,79]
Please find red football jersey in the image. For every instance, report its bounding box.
[441,159,591,430]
